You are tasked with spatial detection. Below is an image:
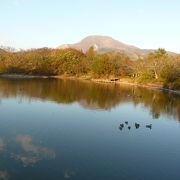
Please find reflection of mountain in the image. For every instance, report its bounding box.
[0,78,180,120]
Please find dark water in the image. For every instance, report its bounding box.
[0,78,180,180]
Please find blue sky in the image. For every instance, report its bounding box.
[0,0,180,52]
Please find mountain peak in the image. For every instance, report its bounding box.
[81,35,114,41]
[77,35,127,49]
[57,35,159,60]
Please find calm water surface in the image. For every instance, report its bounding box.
[0,78,180,180]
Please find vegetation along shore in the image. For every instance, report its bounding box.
[0,46,180,92]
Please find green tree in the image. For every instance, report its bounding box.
[147,48,168,79]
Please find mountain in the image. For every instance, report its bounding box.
[58,35,176,60]
[58,35,157,60]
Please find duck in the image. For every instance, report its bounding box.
[125,121,128,125]
[120,124,124,128]
[119,126,123,131]
[128,126,131,130]
[135,123,140,129]
[146,124,152,129]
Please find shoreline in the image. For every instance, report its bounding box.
[0,74,180,95]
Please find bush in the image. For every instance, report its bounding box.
[163,68,180,90]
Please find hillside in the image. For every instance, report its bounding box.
[0,48,5,53]
[58,35,177,60]
[58,35,156,60]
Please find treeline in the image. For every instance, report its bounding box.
[0,46,180,90]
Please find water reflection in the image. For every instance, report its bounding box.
[0,78,180,179]
[0,78,180,121]
[64,169,76,179]
[12,135,56,167]
[0,171,9,180]
[0,138,5,152]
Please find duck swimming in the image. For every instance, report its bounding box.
[120,124,124,128]
[119,126,123,131]
[135,123,140,129]
[146,124,152,129]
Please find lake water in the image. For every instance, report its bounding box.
[0,77,180,180]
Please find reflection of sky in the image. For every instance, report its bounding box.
[0,91,180,179]
[64,169,76,179]
[12,135,56,167]
[0,138,8,179]
[0,138,5,152]
[0,171,9,180]
[0,134,56,178]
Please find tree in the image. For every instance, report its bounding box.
[86,46,95,60]
[147,48,168,79]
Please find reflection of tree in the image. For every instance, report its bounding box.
[0,78,180,120]
[12,135,55,167]
[130,88,180,120]
[0,78,132,109]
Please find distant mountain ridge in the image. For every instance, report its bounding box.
[58,35,175,60]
